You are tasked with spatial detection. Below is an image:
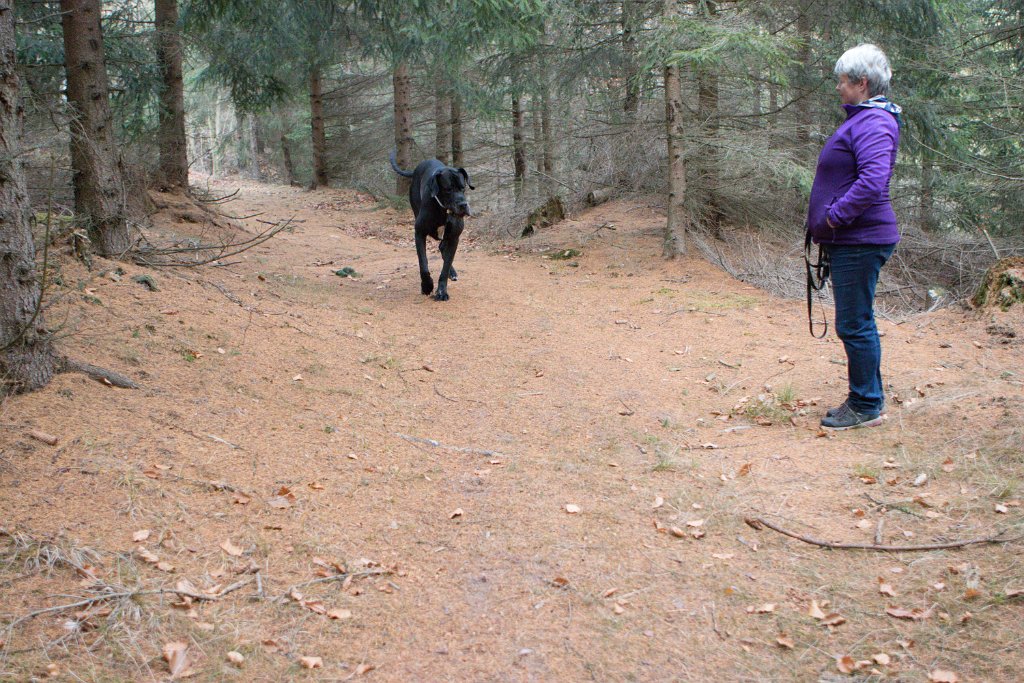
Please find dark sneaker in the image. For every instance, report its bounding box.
[821,403,884,430]
[825,400,849,418]
[826,399,884,418]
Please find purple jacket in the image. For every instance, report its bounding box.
[807,104,900,245]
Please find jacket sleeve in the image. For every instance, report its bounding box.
[827,113,896,227]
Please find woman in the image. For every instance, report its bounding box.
[807,44,901,430]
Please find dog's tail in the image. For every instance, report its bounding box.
[389,150,414,178]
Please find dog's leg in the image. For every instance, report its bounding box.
[434,225,462,301]
[414,227,433,295]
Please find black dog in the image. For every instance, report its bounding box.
[389,151,474,301]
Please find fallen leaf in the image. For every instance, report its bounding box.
[941,458,956,472]
[878,578,897,597]
[550,576,569,588]
[449,508,464,519]
[299,656,323,669]
[712,553,734,560]
[963,588,982,600]
[226,651,244,665]
[156,561,175,573]
[612,603,625,614]
[602,588,618,598]
[928,670,959,683]
[686,519,705,528]
[836,655,859,674]
[652,496,664,509]
[136,547,160,564]
[162,641,189,679]
[859,475,877,484]
[873,653,891,666]
[856,519,873,530]
[220,539,244,557]
[669,526,685,538]
[776,634,795,649]
[738,462,752,476]
[746,603,776,614]
[912,472,928,487]
[808,600,827,620]
[1006,587,1024,598]
[132,529,151,542]
[821,612,846,627]
[995,503,1008,514]
[232,493,251,505]
[886,606,932,621]
[356,663,375,675]
[564,504,581,514]
[327,608,353,620]
[309,481,325,490]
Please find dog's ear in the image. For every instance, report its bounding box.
[426,170,441,202]
[458,168,474,190]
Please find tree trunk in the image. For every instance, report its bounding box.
[0,0,55,394]
[393,60,413,195]
[309,66,328,188]
[541,86,553,178]
[434,76,451,164]
[60,0,133,256]
[280,116,297,187]
[920,153,936,231]
[663,1,686,257]
[622,0,641,117]
[451,92,464,167]
[532,102,543,196]
[247,113,261,180]
[697,1,722,236]
[154,0,188,191]
[794,1,813,160]
[512,94,527,202]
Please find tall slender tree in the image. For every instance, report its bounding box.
[60,0,133,256]
[155,0,188,190]
[0,0,55,394]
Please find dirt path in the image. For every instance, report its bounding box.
[2,179,1022,681]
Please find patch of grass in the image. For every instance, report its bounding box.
[548,248,581,260]
[853,463,880,480]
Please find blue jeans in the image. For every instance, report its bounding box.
[826,243,896,413]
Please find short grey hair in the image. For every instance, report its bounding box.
[834,44,892,97]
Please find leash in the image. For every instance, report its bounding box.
[804,227,830,339]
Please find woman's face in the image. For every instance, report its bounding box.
[836,73,869,105]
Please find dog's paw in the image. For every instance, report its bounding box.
[433,290,449,302]
[421,275,434,295]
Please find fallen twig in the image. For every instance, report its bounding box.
[277,569,393,601]
[4,578,254,634]
[395,433,502,457]
[745,516,1017,551]
[57,357,139,389]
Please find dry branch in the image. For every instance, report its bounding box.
[57,357,139,389]
[745,516,1017,551]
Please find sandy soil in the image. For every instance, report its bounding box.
[2,177,1022,682]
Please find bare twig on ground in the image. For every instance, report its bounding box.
[746,516,1018,551]
[3,578,254,635]
[395,433,503,457]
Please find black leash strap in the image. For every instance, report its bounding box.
[804,228,830,339]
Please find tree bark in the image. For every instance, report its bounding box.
[246,113,261,179]
[532,101,542,196]
[60,0,133,256]
[663,0,686,257]
[434,76,451,164]
[920,153,936,231]
[512,94,527,202]
[393,61,413,195]
[697,1,722,236]
[154,0,188,190]
[541,85,553,178]
[279,115,297,187]
[451,93,464,167]
[309,66,328,188]
[0,0,55,395]
[794,1,813,160]
[622,0,641,117]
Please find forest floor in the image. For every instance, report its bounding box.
[2,177,1023,682]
